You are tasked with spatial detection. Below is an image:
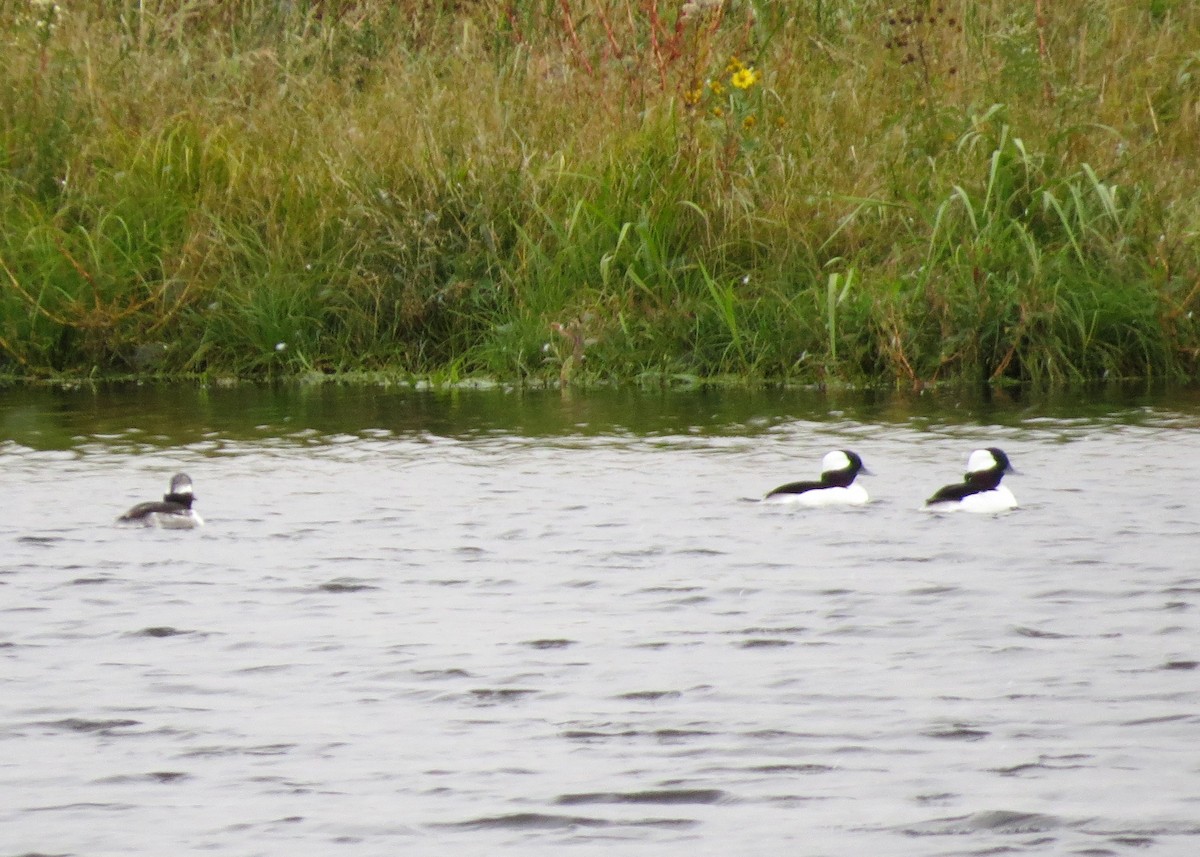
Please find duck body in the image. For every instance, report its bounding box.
[926,448,1017,513]
[764,450,870,507]
[118,473,204,529]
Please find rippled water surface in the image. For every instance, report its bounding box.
[3,383,1200,856]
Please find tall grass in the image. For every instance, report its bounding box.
[1,0,1198,386]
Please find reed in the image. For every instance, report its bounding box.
[1,0,1198,386]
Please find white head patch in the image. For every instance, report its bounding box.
[822,450,852,473]
[966,449,997,473]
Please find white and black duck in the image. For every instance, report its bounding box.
[763,450,870,507]
[117,473,204,529]
[925,448,1017,513]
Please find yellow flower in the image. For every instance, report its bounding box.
[725,56,745,74]
[743,114,757,130]
[708,78,725,96]
[731,67,760,90]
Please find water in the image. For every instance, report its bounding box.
[2,383,1199,857]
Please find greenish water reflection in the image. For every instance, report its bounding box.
[2,381,1198,451]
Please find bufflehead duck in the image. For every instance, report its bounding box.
[117,473,204,529]
[764,449,870,506]
[925,448,1017,513]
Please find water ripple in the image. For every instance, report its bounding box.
[3,390,1200,855]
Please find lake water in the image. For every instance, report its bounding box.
[2,382,1199,857]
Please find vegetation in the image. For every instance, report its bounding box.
[1,0,1198,387]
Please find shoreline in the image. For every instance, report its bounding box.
[2,3,1198,385]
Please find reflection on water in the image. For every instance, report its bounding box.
[2,383,1199,856]
[5,379,1200,449]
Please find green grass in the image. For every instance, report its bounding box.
[1,0,1198,387]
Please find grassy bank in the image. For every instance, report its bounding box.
[1,0,1198,387]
